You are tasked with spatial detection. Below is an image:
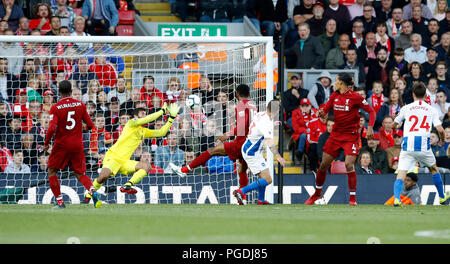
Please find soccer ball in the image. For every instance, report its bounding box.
[186,94,201,110]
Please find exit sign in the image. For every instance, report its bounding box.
[158,24,227,37]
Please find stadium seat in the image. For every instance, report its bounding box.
[116,25,135,36]
[330,161,347,174]
[73,8,82,17]
[118,10,136,25]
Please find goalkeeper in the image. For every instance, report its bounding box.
[85,103,180,201]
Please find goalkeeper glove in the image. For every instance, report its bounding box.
[168,103,181,119]
[161,102,169,115]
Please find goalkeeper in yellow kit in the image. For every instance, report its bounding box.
[85,103,180,204]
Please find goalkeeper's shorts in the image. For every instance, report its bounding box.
[102,152,138,176]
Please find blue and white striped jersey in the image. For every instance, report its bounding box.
[241,112,273,156]
[394,100,441,152]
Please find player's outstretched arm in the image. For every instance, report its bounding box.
[265,138,286,167]
[144,103,180,138]
[129,103,169,127]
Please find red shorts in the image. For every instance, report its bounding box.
[223,138,245,161]
[47,144,86,174]
[323,133,359,157]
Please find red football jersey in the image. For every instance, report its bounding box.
[321,89,375,137]
[45,97,94,150]
[306,117,327,143]
[233,98,258,140]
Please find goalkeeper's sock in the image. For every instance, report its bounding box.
[241,178,268,195]
[93,179,103,191]
[432,173,445,199]
[239,171,248,188]
[182,151,212,173]
[394,179,403,200]
[78,175,94,192]
[128,169,148,185]
[48,175,61,199]
[257,178,269,201]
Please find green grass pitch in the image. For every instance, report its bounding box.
[0,204,449,244]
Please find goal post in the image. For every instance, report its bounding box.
[0,35,275,205]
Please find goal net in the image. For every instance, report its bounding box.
[0,35,275,205]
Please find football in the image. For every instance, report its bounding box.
[186,94,201,110]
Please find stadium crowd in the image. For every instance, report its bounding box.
[0,0,448,177]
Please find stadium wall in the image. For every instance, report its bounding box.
[1,173,449,205]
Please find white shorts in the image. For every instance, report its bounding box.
[398,150,436,171]
[242,152,269,175]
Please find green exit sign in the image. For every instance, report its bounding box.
[158,24,227,37]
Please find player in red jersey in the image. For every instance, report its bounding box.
[44,80,100,209]
[304,73,375,206]
[170,84,257,195]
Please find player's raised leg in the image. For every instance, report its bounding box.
[120,161,151,194]
[304,152,335,205]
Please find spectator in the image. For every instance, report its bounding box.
[18,58,37,89]
[31,151,48,173]
[44,15,61,36]
[96,90,110,114]
[388,68,402,94]
[21,133,38,166]
[394,77,408,98]
[285,23,324,69]
[431,129,447,157]
[3,149,31,173]
[140,151,164,174]
[434,0,448,21]
[318,18,339,58]
[200,119,220,153]
[0,100,11,134]
[29,2,53,35]
[205,90,234,135]
[374,20,396,60]
[155,132,184,173]
[307,70,333,109]
[16,17,31,35]
[389,49,408,78]
[82,79,100,104]
[353,3,377,34]
[196,0,232,23]
[394,20,413,50]
[358,112,369,148]
[71,86,83,102]
[163,77,181,104]
[3,115,22,151]
[283,73,308,125]
[0,140,12,172]
[140,75,164,109]
[385,129,402,168]
[423,18,441,48]
[88,113,113,160]
[105,96,120,133]
[403,0,433,20]
[0,29,23,76]
[291,98,317,161]
[348,0,372,20]
[422,47,439,78]
[193,76,216,106]
[410,6,429,41]
[51,0,76,32]
[254,0,288,38]
[387,7,404,38]
[435,61,450,93]
[33,110,51,147]
[89,55,118,91]
[357,32,377,65]
[404,62,429,101]
[0,57,19,103]
[86,43,125,75]
[438,8,449,37]
[86,100,97,117]
[71,16,92,51]
[350,19,365,49]
[70,57,97,95]
[26,76,43,104]
[427,77,440,106]
[326,33,352,69]
[0,19,7,34]
[433,89,450,120]
[323,0,351,35]
[355,150,376,174]
[317,116,344,162]
[365,46,394,92]
[368,81,387,115]
[230,0,260,32]
[401,172,422,205]
[107,76,130,105]
[376,0,394,22]
[82,0,119,36]
[376,88,403,130]
[306,2,326,37]
[304,113,327,172]
[360,133,390,173]
[120,87,141,111]
[377,116,395,150]
[0,0,25,32]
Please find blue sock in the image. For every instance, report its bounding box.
[394,179,403,200]
[432,173,445,199]
[241,180,259,194]
[257,178,269,201]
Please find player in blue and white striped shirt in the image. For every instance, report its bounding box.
[393,83,449,206]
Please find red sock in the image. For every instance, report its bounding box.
[239,171,248,188]
[315,169,327,192]
[48,175,61,199]
[78,175,94,192]
[182,151,212,173]
[347,170,357,195]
